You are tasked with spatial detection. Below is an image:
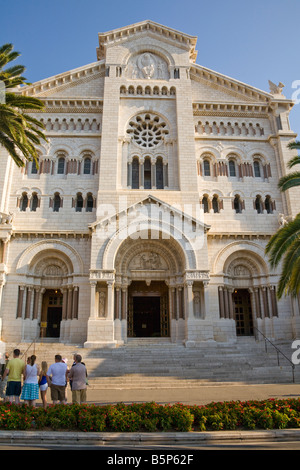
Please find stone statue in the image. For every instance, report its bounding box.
[268,80,285,96]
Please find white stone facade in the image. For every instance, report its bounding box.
[0,21,299,347]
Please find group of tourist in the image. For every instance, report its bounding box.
[0,348,88,407]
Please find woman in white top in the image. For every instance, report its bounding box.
[21,355,40,407]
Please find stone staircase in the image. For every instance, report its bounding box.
[4,337,299,389]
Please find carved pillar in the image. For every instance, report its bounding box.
[62,288,68,320]
[90,282,97,319]
[25,287,33,319]
[121,287,127,320]
[228,288,234,319]
[254,288,261,318]
[218,286,225,318]
[67,288,73,320]
[151,160,156,189]
[72,286,79,319]
[203,281,209,319]
[114,287,120,320]
[106,280,114,320]
[16,286,25,318]
[177,287,184,319]
[270,286,278,317]
[185,281,194,319]
[32,288,41,320]
[139,160,144,189]
[127,161,132,188]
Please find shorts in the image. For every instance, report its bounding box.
[50,384,66,402]
[72,388,87,404]
[39,383,48,392]
[6,381,22,397]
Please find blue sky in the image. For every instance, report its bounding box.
[1,0,299,134]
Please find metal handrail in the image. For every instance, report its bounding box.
[254,327,295,383]
[21,338,37,360]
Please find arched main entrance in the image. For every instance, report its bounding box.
[113,235,186,342]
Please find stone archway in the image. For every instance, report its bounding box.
[113,236,185,342]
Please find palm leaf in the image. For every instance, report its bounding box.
[265,215,300,268]
[278,172,300,191]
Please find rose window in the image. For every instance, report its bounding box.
[127,113,169,148]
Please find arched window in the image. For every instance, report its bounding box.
[234,195,242,213]
[156,158,164,189]
[76,193,83,212]
[212,195,220,213]
[31,159,38,174]
[202,196,209,213]
[265,195,273,214]
[86,193,94,212]
[83,157,91,175]
[20,193,28,212]
[203,159,211,176]
[253,160,261,178]
[228,159,236,177]
[132,157,139,189]
[53,193,61,212]
[144,157,151,189]
[57,156,65,175]
[30,193,39,212]
[255,195,263,214]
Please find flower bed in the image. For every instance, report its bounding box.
[1,399,300,432]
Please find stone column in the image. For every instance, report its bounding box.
[67,288,73,320]
[16,286,25,318]
[127,161,132,188]
[185,281,194,319]
[114,287,120,320]
[106,280,114,321]
[121,288,127,320]
[151,159,156,189]
[25,287,33,319]
[90,282,97,319]
[72,286,79,320]
[139,160,144,189]
[218,286,225,318]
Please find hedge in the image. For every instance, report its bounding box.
[1,399,300,432]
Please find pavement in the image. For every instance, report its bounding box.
[61,382,300,406]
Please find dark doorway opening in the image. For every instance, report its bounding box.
[41,290,63,338]
[133,296,161,337]
[233,289,253,336]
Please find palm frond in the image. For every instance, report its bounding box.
[265,215,300,268]
[278,172,300,191]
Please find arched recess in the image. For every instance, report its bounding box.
[100,220,197,272]
[15,240,84,339]
[213,242,279,332]
[16,240,84,275]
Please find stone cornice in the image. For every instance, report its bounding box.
[193,101,270,118]
[28,98,103,114]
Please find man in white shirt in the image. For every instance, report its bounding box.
[46,355,68,404]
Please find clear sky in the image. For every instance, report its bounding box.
[1,0,299,134]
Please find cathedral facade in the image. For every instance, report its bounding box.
[0,21,299,347]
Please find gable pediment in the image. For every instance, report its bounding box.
[191,64,272,104]
[97,20,198,62]
[90,194,210,234]
[21,61,105,99]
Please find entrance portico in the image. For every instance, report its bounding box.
[85,196,211,347]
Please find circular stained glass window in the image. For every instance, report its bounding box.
[127,113,169,148]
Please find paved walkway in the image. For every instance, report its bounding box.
[42,382,300,406]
